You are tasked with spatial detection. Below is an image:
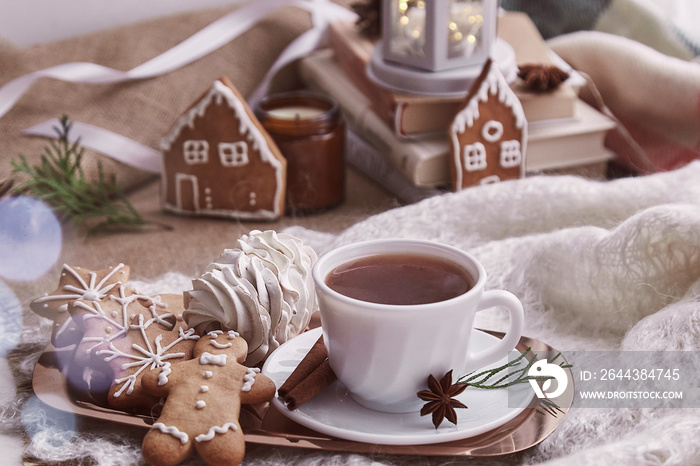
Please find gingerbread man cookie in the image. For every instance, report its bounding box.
[141,330,276,466]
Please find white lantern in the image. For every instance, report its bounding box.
[368,0,516,96]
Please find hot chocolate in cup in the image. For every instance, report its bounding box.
[312,239,524,414]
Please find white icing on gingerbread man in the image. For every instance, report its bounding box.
[141,331,276,466]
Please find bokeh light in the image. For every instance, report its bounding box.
[0,196,62,281]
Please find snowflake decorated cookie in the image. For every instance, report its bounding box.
[30,263,131,348]
[70,284,200,413]
[140,330,276,466]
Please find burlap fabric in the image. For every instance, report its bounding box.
[0,3,314,191]
[1,0,394,297]
[2,5,396,463]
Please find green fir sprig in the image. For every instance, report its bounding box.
[458,348,572,417]
[10,116,159,234]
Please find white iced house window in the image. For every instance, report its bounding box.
[482,120,503,142]
[463,142,487,171]
[219,142,249,167]
[183,140,209,164]
[500,140,522,168]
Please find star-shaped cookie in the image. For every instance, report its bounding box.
[31,264,130,348]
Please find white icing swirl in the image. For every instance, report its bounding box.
[157,362,172,386]
[241,367,260,392]
[152,423,188,444]
[183,230,318,365]
[194,422,238,442]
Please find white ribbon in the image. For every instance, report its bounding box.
[2,0,356,169]
[0,0,355,118]
[23,119,163,173]
[7,0,356,173]
[246,0,342,108]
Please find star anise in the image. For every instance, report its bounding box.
[417,370,468,429]
[517,64,570,92]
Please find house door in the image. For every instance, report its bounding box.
[175,173,199,212]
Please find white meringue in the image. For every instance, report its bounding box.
[183,230,318,365]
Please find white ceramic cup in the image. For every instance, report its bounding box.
[312,238,524,414]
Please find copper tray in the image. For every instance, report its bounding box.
[32,331,573,457]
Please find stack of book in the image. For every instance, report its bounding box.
[300,12,617,201]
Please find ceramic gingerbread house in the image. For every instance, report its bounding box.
[160,76,286,220]
[448,59,527,190]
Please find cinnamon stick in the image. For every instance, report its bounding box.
[277,336,327,398]
[283,360,338,410]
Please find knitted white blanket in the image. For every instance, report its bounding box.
[283,162,700,466]
[6,162,700,465]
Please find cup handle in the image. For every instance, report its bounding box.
[465,290,524,371]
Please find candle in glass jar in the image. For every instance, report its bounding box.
[265,106,326,120]
[255,92,345,214]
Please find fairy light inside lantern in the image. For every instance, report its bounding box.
[368,0,517,96]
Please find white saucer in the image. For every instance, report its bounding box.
[262,328,534,446]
